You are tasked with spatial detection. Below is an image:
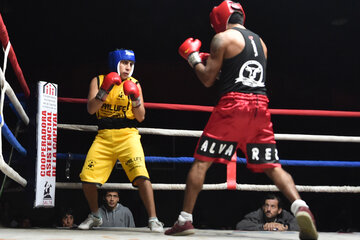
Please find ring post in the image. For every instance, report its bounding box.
[34,81,58,207]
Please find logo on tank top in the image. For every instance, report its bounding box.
[248,36,258,57]
[235,60,264,87]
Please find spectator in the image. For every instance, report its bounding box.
[99,190,135,228]
[10,215,32,228]
[236,194,299,231]
[60,209,77,228]
[19,217,32,228]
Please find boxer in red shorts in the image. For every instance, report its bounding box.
[165,1,318,239]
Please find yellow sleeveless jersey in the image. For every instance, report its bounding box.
[96,75,139,129]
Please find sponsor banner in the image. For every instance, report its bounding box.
[34,81,58,207]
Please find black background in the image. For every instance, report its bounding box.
[0,0,360,232]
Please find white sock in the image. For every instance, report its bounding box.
[291,199,309,215]
[178,211,193,225]
[91,211,100,218]
[149,217,158,222]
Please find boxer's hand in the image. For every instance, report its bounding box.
[96,72,121,101]
[123,80,141,108]
[178,38,202,67]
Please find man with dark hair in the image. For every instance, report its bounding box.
[60,208,77,228]
[236,194,299,231]
[99,190,135,228]
[165,1,318,239]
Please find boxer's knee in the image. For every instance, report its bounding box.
[264,166,290,181]
[191,159,212,174]
[132,176,151,187]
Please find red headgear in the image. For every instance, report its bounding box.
[209,0,246,33]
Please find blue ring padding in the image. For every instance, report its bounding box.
[57,153,86,160]
[4,94,27,121]
[56,153,360,167]
[9,102,27,121]
[5,93,25,102]
[0,116,27,156]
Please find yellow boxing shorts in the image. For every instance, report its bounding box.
[79,128,149,186]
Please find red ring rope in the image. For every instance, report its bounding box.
[58,97,360,117]
[0,14,30,98]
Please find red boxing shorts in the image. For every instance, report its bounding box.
[193,92,281,172]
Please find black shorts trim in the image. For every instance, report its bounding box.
[131,176,151,188]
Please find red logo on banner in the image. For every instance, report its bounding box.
[43,83,57,96]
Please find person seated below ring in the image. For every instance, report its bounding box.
[61,209,77,228]
[236,194,300,231]
[99,190,135,228]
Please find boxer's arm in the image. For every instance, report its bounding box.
[131,83,145,123]
[193,34,225,87]
[87,77,104,115]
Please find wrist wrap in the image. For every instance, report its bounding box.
[187,52,202,68]
[132,97,141,108]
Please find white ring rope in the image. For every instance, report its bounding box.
[0,67,6,128]
[2,40,10,74]
[58,124,360,143]
[55,182,360,193]
[56,123,360,193]
[0,45,28,187]
[58,124,98,132]
[3,80,29,125]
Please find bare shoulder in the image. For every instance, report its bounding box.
[259,37,267,48]
[210,33,226,56]
[226,29,245,44]
[90,77,98,84]
[87,76,99,101]
[259,37,268,58]
[88,76,100,95]
[222,29,245,59]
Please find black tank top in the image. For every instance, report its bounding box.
[218,27,267,96]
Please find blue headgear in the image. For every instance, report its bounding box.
[108,49,136,77]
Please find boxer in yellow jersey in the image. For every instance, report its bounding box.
[78,49,163,232]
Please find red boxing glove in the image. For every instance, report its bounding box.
[96,72,121,101]
[178,38,202,67]
[178,38,201,59]
[199,52,210,64]
[123,80,141,108]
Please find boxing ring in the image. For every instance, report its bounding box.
[0,227,359,240]
[1,12,360,240]
[0,13,29,189]
[55,100,360,193]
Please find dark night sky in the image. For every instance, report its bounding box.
[1,0,360,231]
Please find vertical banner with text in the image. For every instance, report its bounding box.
[34,81,58,207]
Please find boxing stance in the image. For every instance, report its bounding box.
[78,49,163,232]
[165,1,318,240]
